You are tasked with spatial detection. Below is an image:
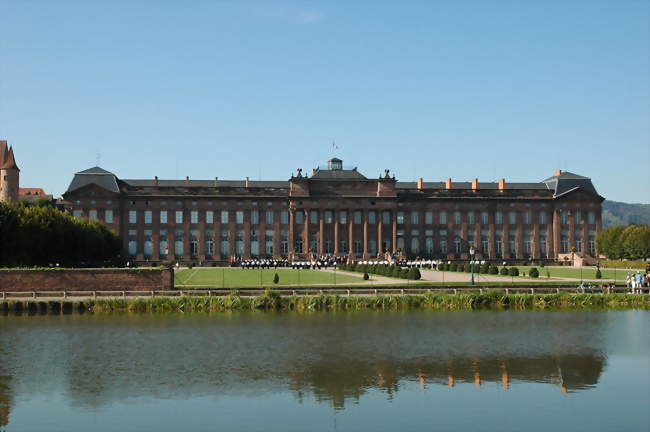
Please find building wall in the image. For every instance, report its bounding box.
[64,188,602,263]
[0,268,174,292]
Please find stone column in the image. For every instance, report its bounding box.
[214,211,221,260]
[392,210,397,254]
[288,208,295,258]
[377,212,384,256]
[258,209,266,258]
[334,210,340,256]
[552,209,560,259]
[363,209,369,259]
[318,209,324,256]
[502,214,509,260]
[349,210,354,260]
[532,217,540,260]
[152,210,160,262]
[303,209,309,257]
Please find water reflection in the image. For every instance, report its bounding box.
[0,310,618,419]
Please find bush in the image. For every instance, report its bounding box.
[273,273,280,284]
[489,266,499,275]
[363,272,369,280]
[392,267,402,278]
[450,263,458,272]
[438,263,446,271]
[540,261,545,268]
[500,267,509,276]
[400,268,410,279]
[407,267,421,280]
[529,267,539,278]
[188,262,194,269]
[508,267,519,277]
[595,269,602,279]
[480,264,489,274]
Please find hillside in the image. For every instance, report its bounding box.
[602,200,650,227]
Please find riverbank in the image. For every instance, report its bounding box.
[2,291,648,314]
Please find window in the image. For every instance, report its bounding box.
[383,211,391,225]
[325,240,332,254]
[236,211,244,224]
[588,237,595,255]
[221,211,229,224]
[160,211,167,224]
[265,211,274,225]
[539,211,547,225]
[575,211,582,224]
[339,211,347,224]
[206,236,214,256]
[561,212,568,225]
[397,212,404,224]
[453,212,461,225]
[236,230,244,255]
[295,211,304,225]
[128,240,136,256]
[354,211,362,225]
[481,212,489,225]
[369,239,377,256]
[495,212,503,225]
[340,240,348,254]
[439,211,447,225]
[508,211,516,225]
[251,210,259,225]
[588,211,595,224]
[440,239,447,253]
[281,211,288,225]
[89,210,97,220]
[310,210,318,224]
[206,211,214,224]
[160,239,168,256]
[411,238,419,254]
[144,210,152,224]
[295,240,303,254]
[481,239,488,255]
[509,239,516,255]
[524,211,531,225]
[105,210,113,223]
[324,211,333,224]
[368,211,376,224]
[454,238,461,254]
[129,210,137,224]
[496,239,502,256]
[175,211,183,224]
[354,240,362,256]
[467,211,475,225]
[561,236,568,253]
[189,211,198,224]
[265,238,274,255]
[411,211,419,225]
[425,237,434,255]
[540,236,547,256]
[425,211,433,225]
[576,239,582,253]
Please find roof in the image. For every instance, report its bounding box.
[122,179,289,188]
[66,166,120,194]
[328,157,342,162]
[395,181,548,190]
[542,171,599,198]
[1,145,19,170]
[310,168,368,180]
[19,188,47,196]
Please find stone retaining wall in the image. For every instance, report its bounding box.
[0,268,174,291]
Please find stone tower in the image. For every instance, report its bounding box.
[0,140,20,204]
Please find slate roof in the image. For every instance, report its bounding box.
[122,179,289,188]
[310,168,368,180]
[66,166,120,194]
[395,181,548,190]
[543,171,599,197]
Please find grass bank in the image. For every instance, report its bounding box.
[81,291,650,313]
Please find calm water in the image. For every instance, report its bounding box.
[0,310,648,432]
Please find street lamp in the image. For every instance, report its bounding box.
[469,246,476,285]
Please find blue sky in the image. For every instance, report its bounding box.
[1,0,648,202]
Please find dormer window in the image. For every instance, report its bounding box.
[328,158,343,170]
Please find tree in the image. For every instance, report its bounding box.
[363,272,369,280]
[595,269,602,279]
[500,267,509,276]
[529,267,539,278]
[508,267,519,277]
[273,273,280,284]
[596,225,626,258]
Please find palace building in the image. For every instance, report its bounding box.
[63,158,604,264]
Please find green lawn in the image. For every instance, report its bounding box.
[175,268,363,288]
[515,266,633,281]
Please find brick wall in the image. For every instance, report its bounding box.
[0,268,174,292]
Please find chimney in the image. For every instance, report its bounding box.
[471,178,478,191]
[214,177,218,187]
[154,176,159,186]
[445,178,452,190]
[245,176,250,188]
[185,176,190,186]
[312,168,317,175]
[498,178,505,191]
[555,169,562,176]
[417,177,424,190]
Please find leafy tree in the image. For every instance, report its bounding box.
[595,269,602,279]
[529,267,539,278]
[500,267,509,276]
[363,272,369,280]
[508,267,519,277]
[273,273,280,284]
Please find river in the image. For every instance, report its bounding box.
[0,310,648,431]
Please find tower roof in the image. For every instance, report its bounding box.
[1,146,19,170]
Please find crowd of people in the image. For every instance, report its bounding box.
[626,270,650,293]
[234,255,347,270]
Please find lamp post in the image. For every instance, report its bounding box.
[469,246,476,286]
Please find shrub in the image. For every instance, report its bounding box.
[273,273,280,284]
[408,267,421,280]
[540,261,545,268]
[438,263,446,271]
[480,264,489,274]
[450,263,458,272]
[500,267,509,276]
[392,267,402,278]
[188,262,194,269]
[400,268,410,279]
[363,272,369,280]
[595,269,602,279]
[489,266,499,275]
[508,267,519,277]
[529,267,539,278]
